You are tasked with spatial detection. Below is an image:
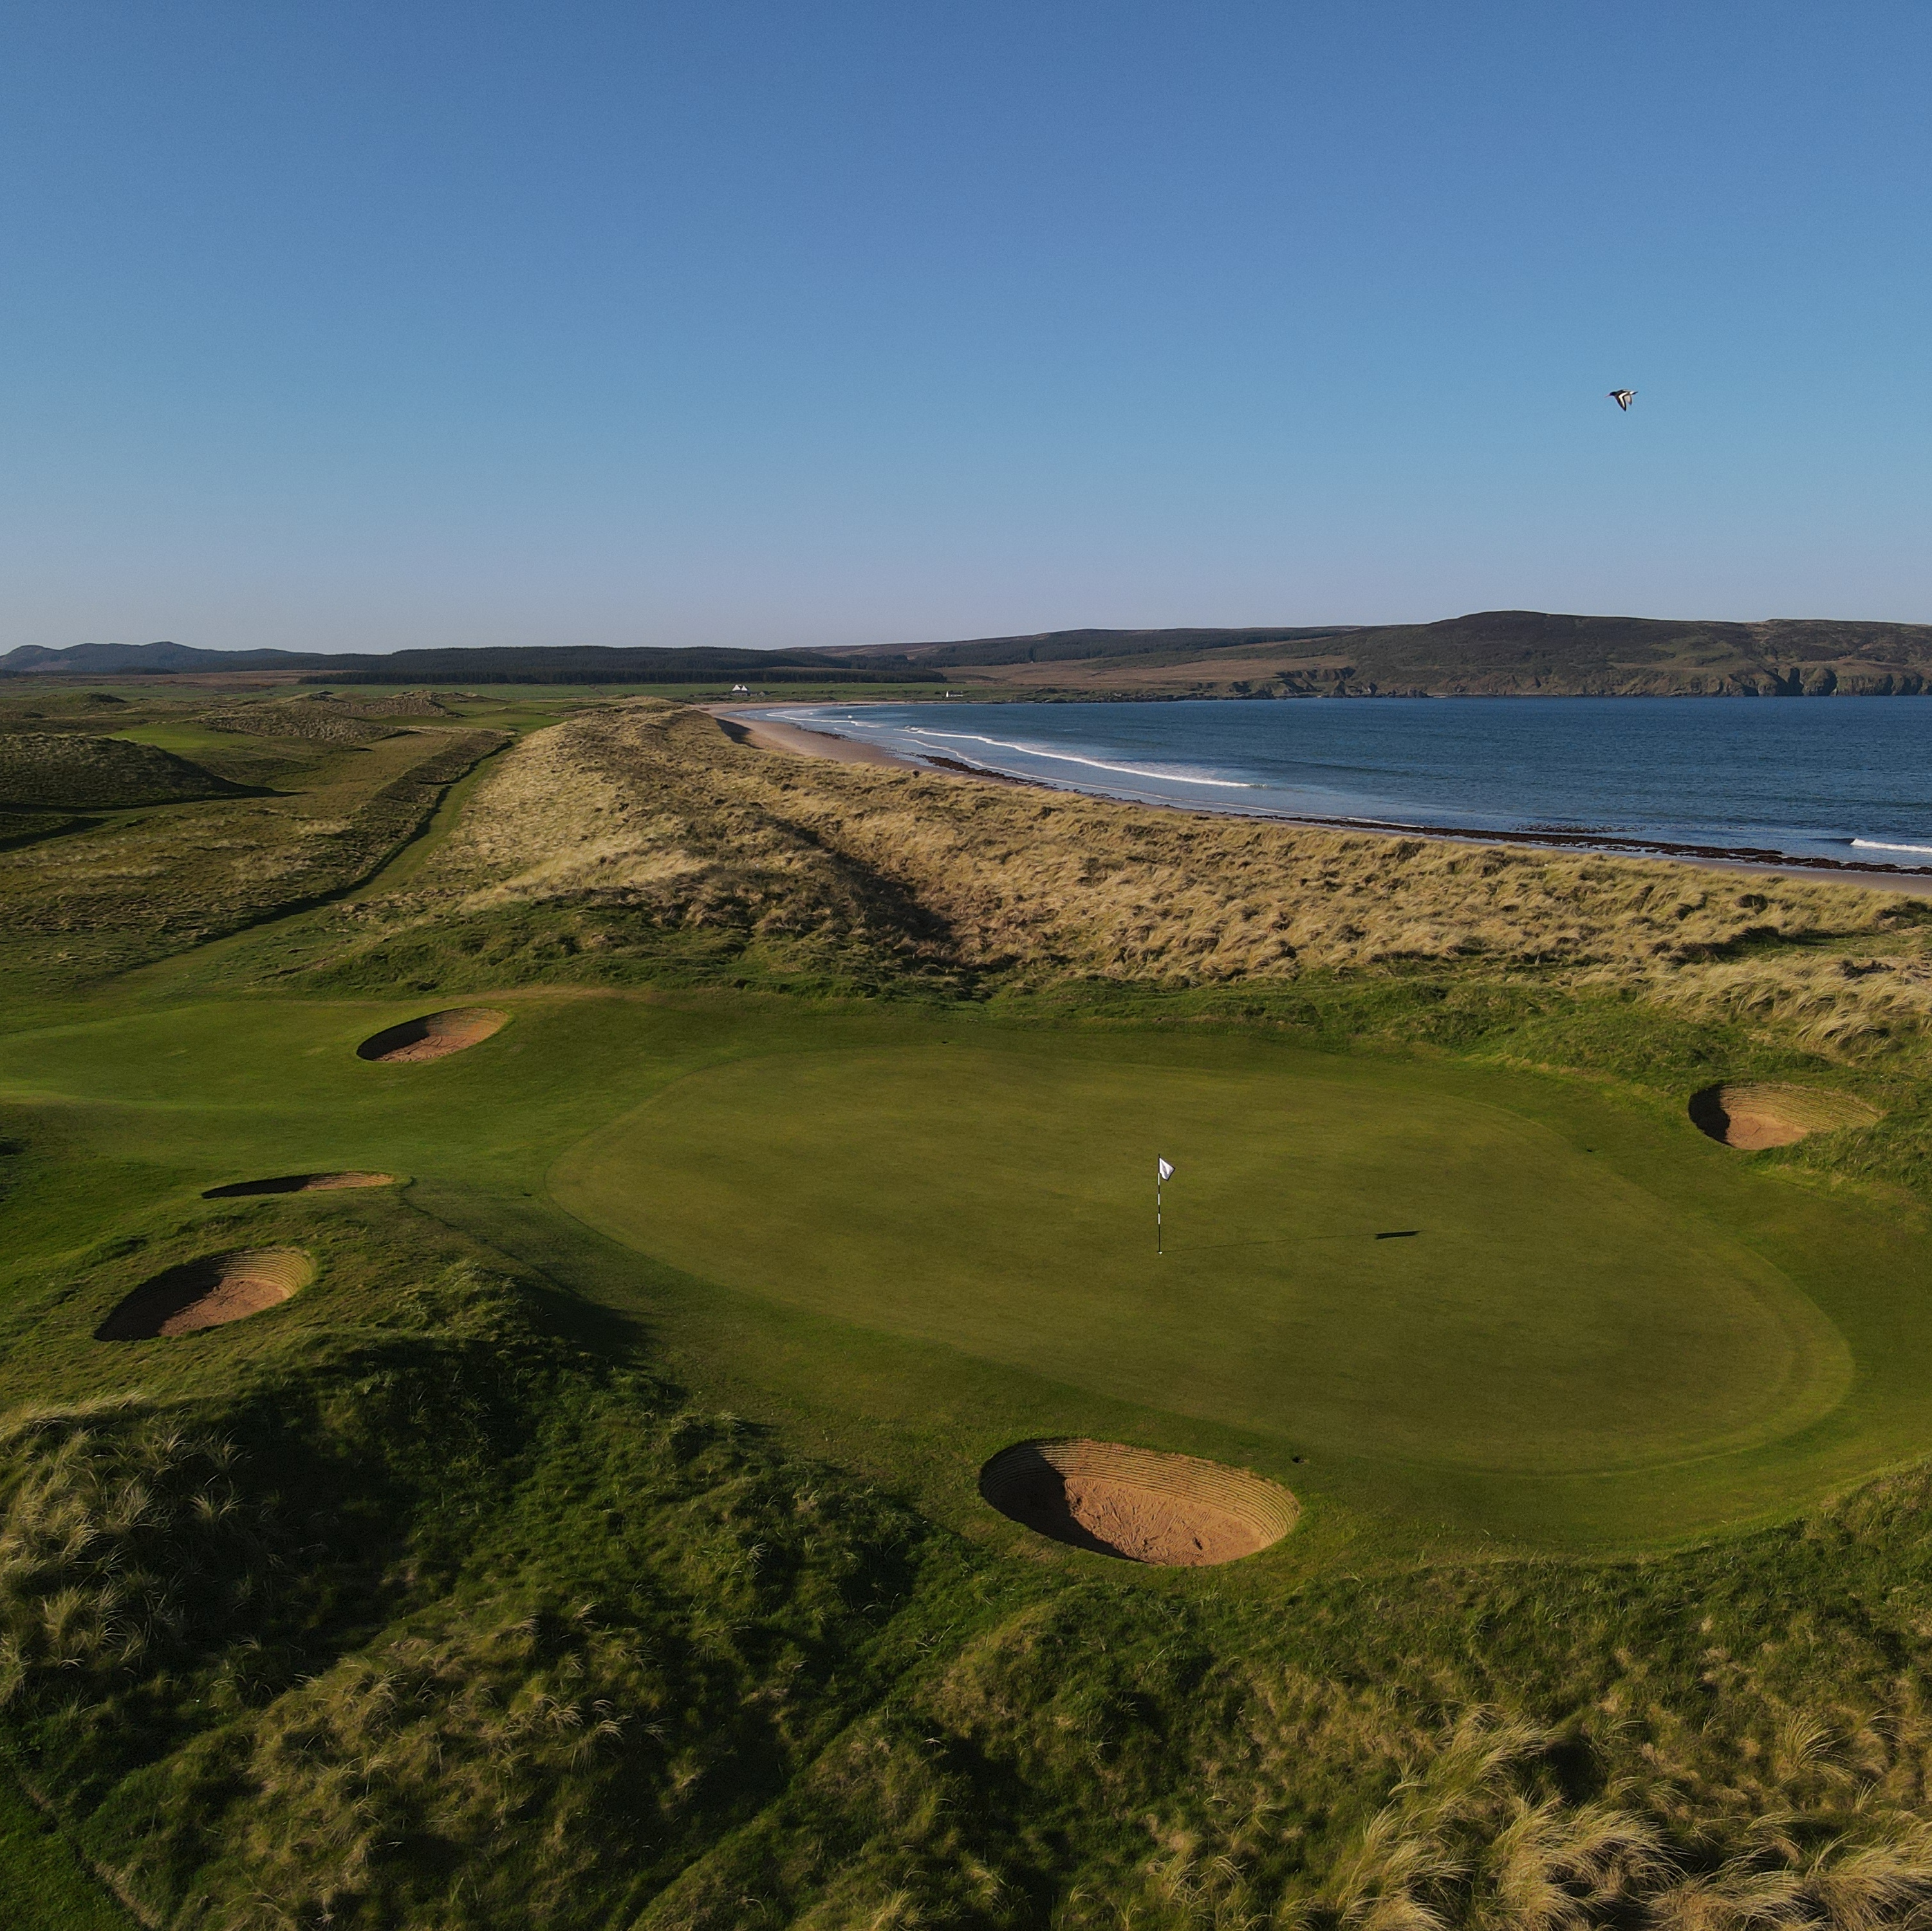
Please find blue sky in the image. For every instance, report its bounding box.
[3,2,1927,651]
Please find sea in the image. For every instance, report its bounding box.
[748,696,1932,873]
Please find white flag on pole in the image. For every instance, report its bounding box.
[1157,1158,1174,1182]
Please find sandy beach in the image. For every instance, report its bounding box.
[711,709,920,769]
[713,705,1932,900]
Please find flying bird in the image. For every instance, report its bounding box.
[1608,389,1636,411]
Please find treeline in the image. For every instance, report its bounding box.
[301,666,942,687]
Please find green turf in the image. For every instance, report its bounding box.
[4,990,1928,1555]
[106,721,268,758]
[0,1777,129,1930]
[556,1042,1843,1467]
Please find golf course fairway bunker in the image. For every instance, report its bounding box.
[553,1041,1861,1535]
[980,1439,1297,1565]
[1689,1081,1882,1150]
[357,1007,507,1063]
[203,1170,395,1198]
[97,1247,314,1339]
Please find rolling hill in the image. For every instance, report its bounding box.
[856,611,1932,696]
[7,610,1932,696]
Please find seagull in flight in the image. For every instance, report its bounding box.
[1608,389,1636,411]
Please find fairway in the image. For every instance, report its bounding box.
[552,1044,1850,1481]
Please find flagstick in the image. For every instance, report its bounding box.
[1156,1168,1162,1257]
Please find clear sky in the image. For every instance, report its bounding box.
[3,2,1927,653]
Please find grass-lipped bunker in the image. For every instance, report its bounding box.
[1689,1081,1882,1150]
[979,1438,1297,1565]
[96,1247,315,1339]
[203,1171,395,1198]
[356,1007,508,1063]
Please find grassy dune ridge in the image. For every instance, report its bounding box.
[0,732,242,811]
[0,724,506,982]
[314,700,1932,1069]
[9,692,1932,1923]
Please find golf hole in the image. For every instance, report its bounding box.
[203,1171,395,1199]
[979,1438,1297,1567]
[96,1247,315,1340]
[356,1007,508,1063]
[1688,1081,1881,1150]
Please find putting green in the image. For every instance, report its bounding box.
[552,1045,1850,1480]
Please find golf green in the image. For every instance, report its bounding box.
[553,1045,1846,1478]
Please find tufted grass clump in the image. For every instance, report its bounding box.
[0,1401,266,1710]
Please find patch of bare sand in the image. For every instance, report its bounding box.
[203,1171,395,1199]
[711,711,920,770]
[980,1439,1297,1566]
[356,1007,508,1063]
[1688,1080,1883,1150]
[97,1247,314,1339]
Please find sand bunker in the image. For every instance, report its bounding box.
[356,1007,508,1063]
[97,1247,314,1340]
[1689,1081,1882,1150]
[979,1439,1297,1567]
[203,1171,395,1199]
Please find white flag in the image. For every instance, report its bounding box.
[1157,1158,1174,1182]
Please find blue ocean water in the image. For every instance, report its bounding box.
[757,697,1932,870]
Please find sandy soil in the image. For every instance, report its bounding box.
[710,711,924,770]
[1689,1081,1884,1150]
[203,1171,395,1198]
[980,1439,1297,1567]
[97,1246,314,1339]
[357,1007,508,1063]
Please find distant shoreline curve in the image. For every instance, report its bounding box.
[713,704,1932,899]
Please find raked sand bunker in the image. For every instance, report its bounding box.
[1689,1081,1882,1150]
[981,1439,1297,1565]
[97,1247,315,1339]
[357,1007,508,1063]
[203,1170,395,1198]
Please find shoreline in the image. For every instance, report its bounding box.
[711,709,919,769]
[712,704,1932,899]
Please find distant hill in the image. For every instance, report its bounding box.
[857,626,1360,669]
[289,647,939,686]
[6,613,1931,695]
[0,642,938,686]
[857,611,1932,696]
[0,642,326,675]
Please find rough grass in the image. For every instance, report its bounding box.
[0,732,239,810]
[202,694,399,744]
[0,1209,932,1931]
[308,702,1929,1010]
[276,698,1932,1209]
[0,724,506,980]
[0,810,81,853]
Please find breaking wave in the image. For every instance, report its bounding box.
[902,727,1253,790]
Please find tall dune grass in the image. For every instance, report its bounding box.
[323,702,1931,1062]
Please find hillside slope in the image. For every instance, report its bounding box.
[869,611,1932,697]
[10,611,1931,696]
[0,732,243,809]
